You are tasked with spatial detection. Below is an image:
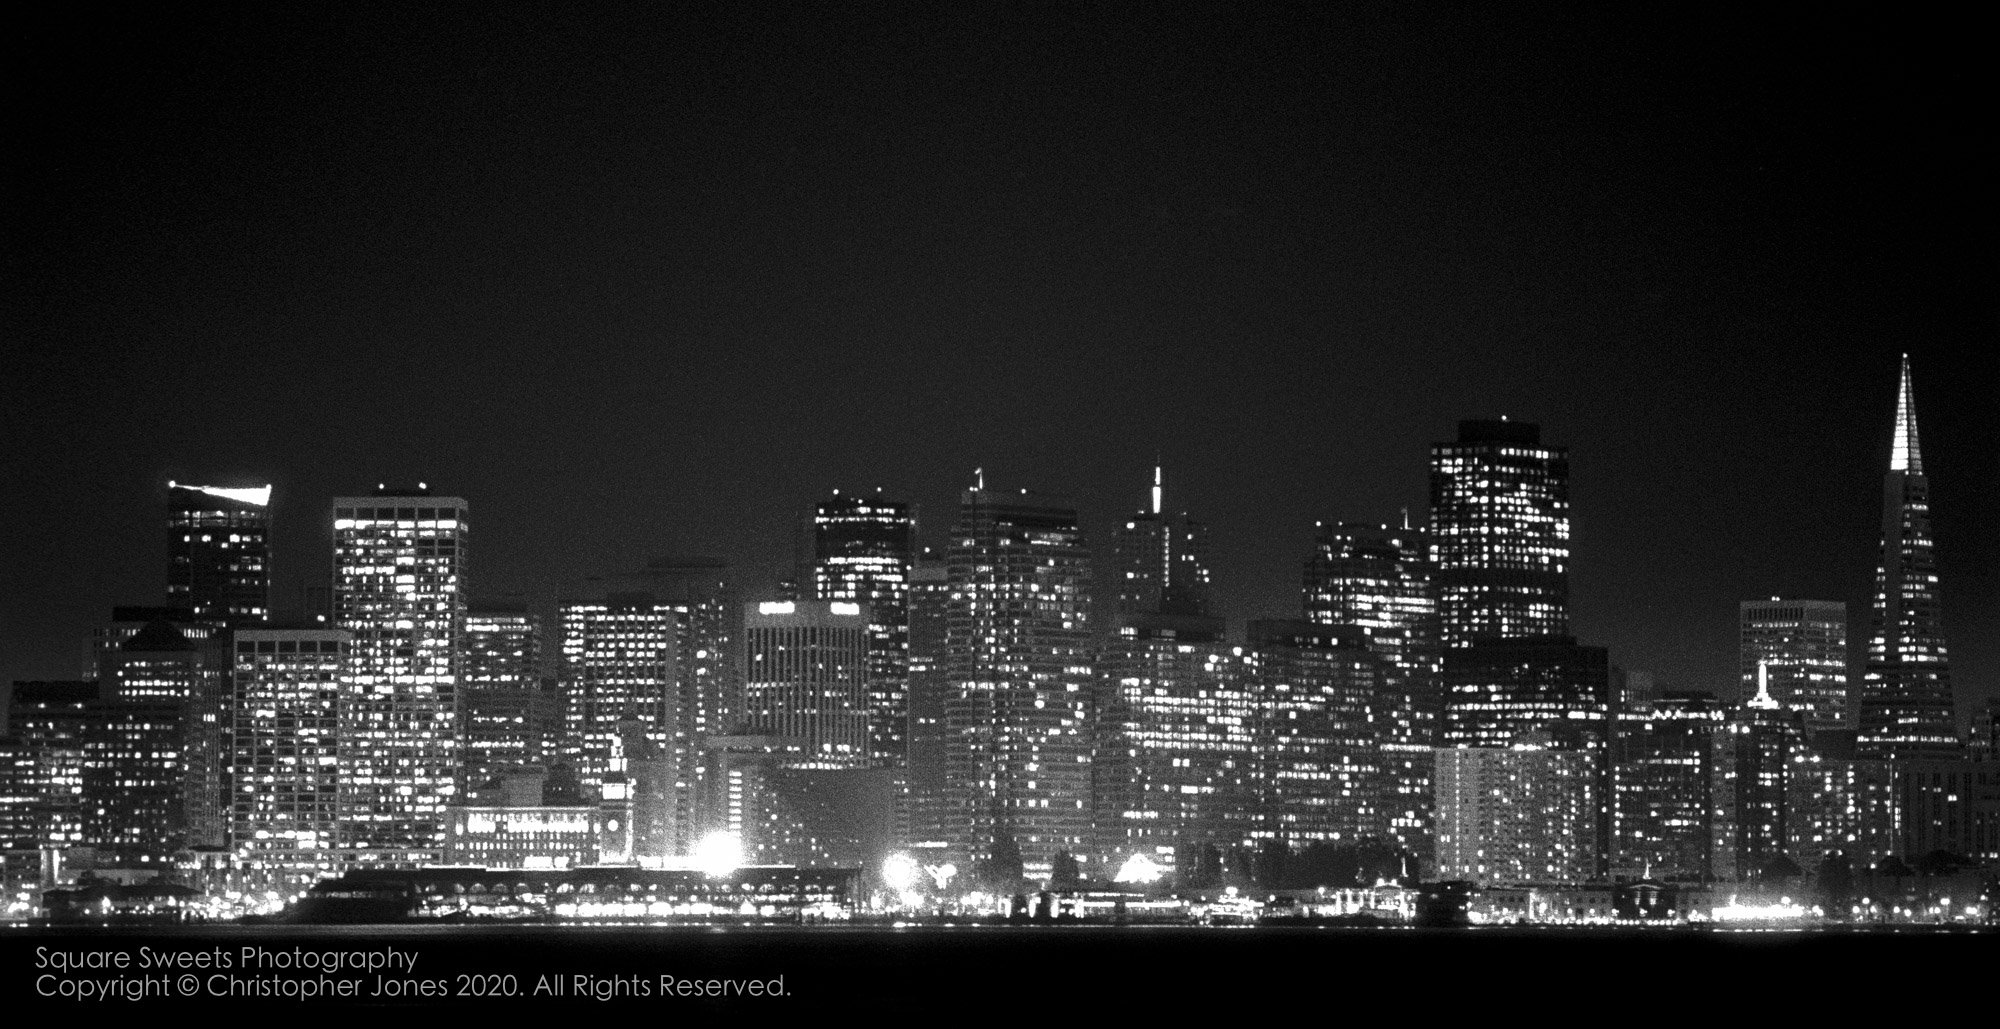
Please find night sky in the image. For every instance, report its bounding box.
[6,6,1996,717]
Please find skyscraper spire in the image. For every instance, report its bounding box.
[1891,353,1923,474]
[1858,355,1958,760]
[1150,462,1163,515]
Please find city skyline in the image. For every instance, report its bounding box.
[8,8,1998,721]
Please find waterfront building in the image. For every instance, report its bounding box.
[1433,733,1602,885]
[331,486,468,866]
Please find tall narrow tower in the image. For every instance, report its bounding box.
[331,485,468,866]
[943,481,1095,879]
[811,490,915,767]
[1857,355,1958,760]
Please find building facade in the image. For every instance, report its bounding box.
[167,481,272,625]
[1857,356,1959,760]
[811,490,915,768]
[331,487,468,866]
[1740,599,1849,729]
[1428,419,1570,648]
[943,486,1095,879]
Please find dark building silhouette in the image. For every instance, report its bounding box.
[1107,465,1212,619]
[167,482,271,625]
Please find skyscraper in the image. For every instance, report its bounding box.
[167,481,272,625]
[1857,356,1958,761]
[902,554,952,848]
[331,486,467,866]
[1107,465,1212,619]
[230,626,349,892]
[1739,599,1848,729]
[1610,693,1731,881]
[1428,420,1570,647]
[556,593,677,796]
[944,483,1095,879]
[811,490,915,767]
[742,600,872,767]
[1093,615,1254,870]
[1245,621,1385,850]
[1303,520,1441,858]
[462,603,552,788]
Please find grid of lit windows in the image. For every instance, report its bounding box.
[231,629,348,889]
[332,491,467,865]
[743,601,871,767]
[943,488,1095,878]
[1428,421,1570,648]
[557,596,677,795]
[811,491,915,767]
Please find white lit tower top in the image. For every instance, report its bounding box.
[1108,464,1212,619]
[167,480,272,625]
[1858,356,1957,760]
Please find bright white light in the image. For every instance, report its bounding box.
[695,832,743,878]
[829,602,861,616]
[925,863,957,891]
[883,853,918,892]
[1116,853,1165,885]
[172,482,273,507]
[757,601,796,615]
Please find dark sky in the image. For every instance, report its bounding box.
[6,6,1996,717]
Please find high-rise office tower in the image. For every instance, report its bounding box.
[1107,465,1212,619]
[902,554,951,847]
[230,626,349,892]
[1724,666,1809,879]
[331,486,467,866]
[7,678,182,867]
[810,490,915,767]
[1093,615,1254,869]
[1428,420,1570,648]
[1245,621,1385,850]
[1442,636,1611,750]
[944,483,1095,879]
[1610,693,1732,882]
[1303,520,1442,858]
[105,620,225,852]
[557,593,677,795]
[610,558,743,858]
[1739,599,1848,729]
[462,603,551,788]
[2,682,96,857]
[1858,356,1958,761]
[167,482,272,625]
[742,600,872,768]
